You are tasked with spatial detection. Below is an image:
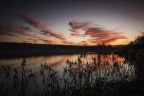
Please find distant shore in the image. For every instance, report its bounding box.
[0,42,123,58]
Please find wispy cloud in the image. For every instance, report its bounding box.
[102,35,127,45]
[79,41,88,46]
[0,14,128,45]
[18,13,48,29]
[17,13,74,44]
[69,21,89,34]
[0,24,54,44]
[0,24,32,37]
[17,13,128,45]
[68,21,127,45]
[18,13,65,38]
[85,27,127,45]
[38,39,53,44]
[41,30,65,40]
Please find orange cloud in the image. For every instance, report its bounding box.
[84,26,127,45]
[85,27,117,36]
[68,20,127,45]
[0,15,128,46]
[0,24,55,44]
[102,36,127,45]
[38,39,53,44]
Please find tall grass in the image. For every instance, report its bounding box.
[0,53,136,96]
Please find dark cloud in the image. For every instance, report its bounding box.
[79,41,88,46]
[69,21,89,33]
[41,30,65,40]
[71,33,86,37]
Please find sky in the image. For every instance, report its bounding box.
[0,0,144,46]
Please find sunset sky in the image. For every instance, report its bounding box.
[0,0,144,46]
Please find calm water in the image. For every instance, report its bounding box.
[0,52,136,96]
[0,53,135,81]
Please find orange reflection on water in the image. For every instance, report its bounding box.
[0,53,135,81]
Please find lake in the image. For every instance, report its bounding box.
[0,52,136,96]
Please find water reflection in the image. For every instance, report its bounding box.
[0,53,136,96]
[0,53,135,81]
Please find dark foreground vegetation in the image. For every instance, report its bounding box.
[0,34,144,96]
[0,53,142,96]
[115,34,144,79]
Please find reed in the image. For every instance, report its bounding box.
[0,53,140,96]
